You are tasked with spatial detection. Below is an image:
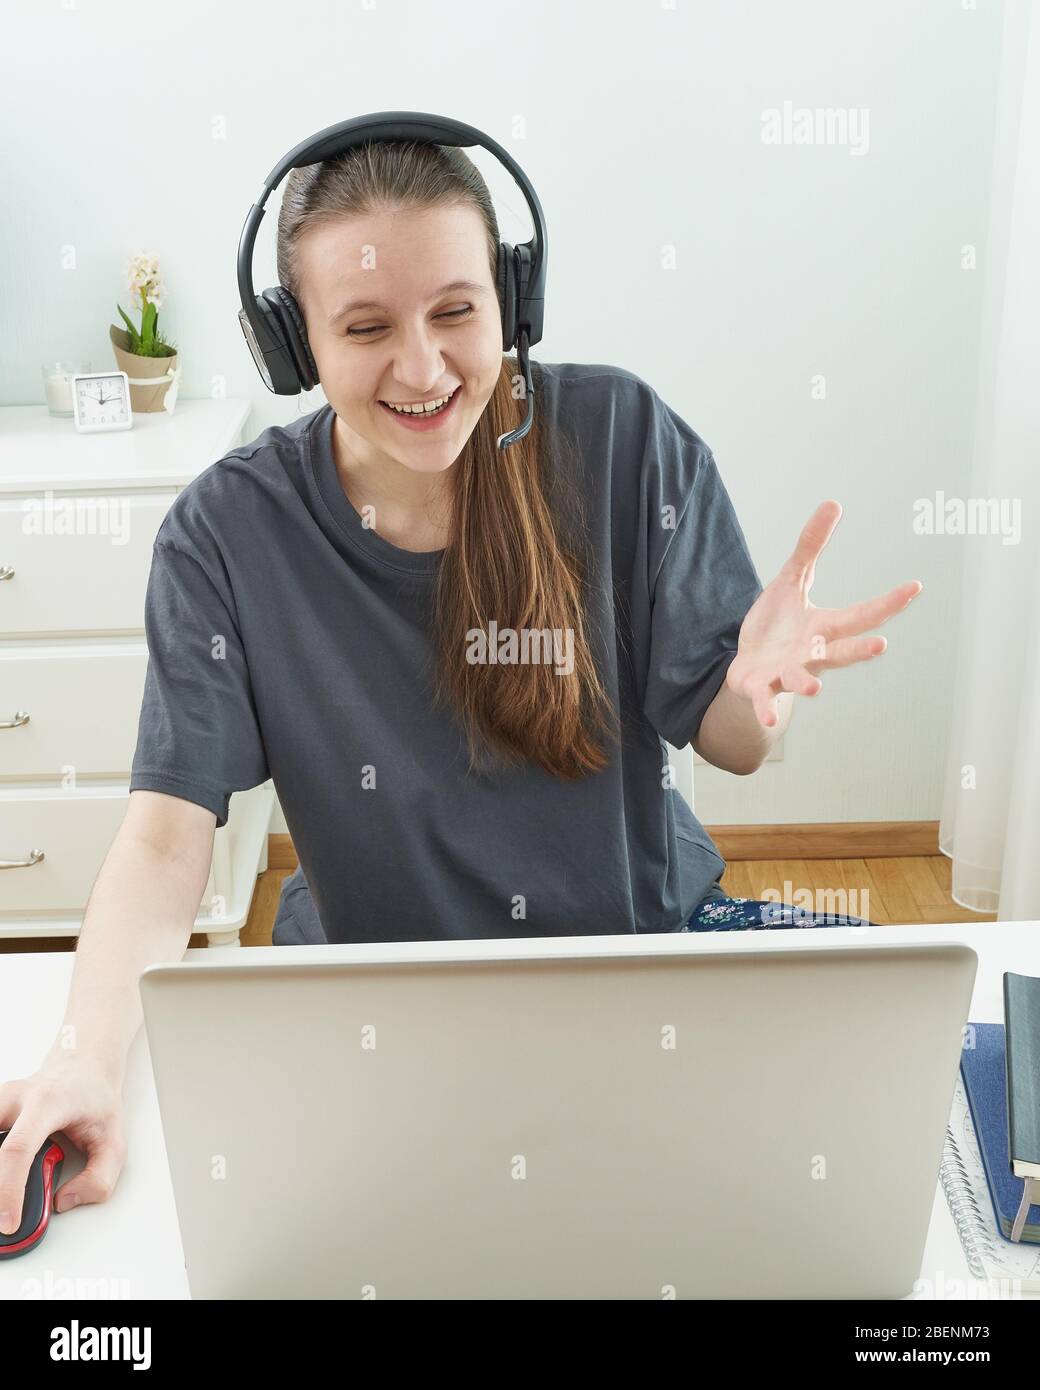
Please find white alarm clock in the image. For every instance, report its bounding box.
[72,371,134,433]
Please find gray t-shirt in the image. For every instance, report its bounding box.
[129,361,763,944]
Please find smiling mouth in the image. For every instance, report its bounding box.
[378,386,460,417]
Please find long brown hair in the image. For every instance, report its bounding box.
[276,138,620,779]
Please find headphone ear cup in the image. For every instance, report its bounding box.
[269,286,319,392]
[496,241,517,351]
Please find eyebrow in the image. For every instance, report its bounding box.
[327,280,489,327]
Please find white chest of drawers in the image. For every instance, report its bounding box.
[0,400,273,947]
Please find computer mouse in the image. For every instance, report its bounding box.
[0,1130,65,1259]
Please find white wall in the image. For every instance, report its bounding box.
[2,0,1006,829]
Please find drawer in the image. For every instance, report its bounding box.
[0,786,216,917]
[0,493,174,636]
[0,645,148,778]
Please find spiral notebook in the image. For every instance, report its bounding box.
[941,1043,1040,1291]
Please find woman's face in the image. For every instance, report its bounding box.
[295,204,503,477]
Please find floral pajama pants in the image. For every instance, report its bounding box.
[679,892,875,931]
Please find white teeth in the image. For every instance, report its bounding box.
[382,390,454,415]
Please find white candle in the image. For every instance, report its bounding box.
[44,370,75,415]
[42,361,91,416]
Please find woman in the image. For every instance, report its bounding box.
[131,138,921,941]
[0,137,928,1237]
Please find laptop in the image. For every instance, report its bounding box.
[139,932,977,1299]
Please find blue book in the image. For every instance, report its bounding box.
[960,1022,1040,1244]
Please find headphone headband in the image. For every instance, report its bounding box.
[236,111,547,447]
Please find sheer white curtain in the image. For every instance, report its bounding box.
[939,0,1040,918]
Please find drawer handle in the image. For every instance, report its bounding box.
[1,711,30,729]
[0,849,45,869]
[0,565,14,580]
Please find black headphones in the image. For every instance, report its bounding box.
[236,111,547,448]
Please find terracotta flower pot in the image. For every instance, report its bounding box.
[109,324,181,413]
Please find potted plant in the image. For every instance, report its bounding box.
[109,252,181,413]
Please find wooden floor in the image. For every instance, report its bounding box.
[0,854,996,954]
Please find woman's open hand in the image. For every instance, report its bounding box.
[726,500,923,728]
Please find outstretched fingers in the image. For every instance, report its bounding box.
[819,581,923,642]
[808,634,887,670]
[748,666,822,727]
[783,500,844,586]
[780,663,824,696]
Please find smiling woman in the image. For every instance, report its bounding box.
[126,128,908,948]
[274,141,618,782]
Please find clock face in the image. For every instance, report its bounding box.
[75,374,130,426]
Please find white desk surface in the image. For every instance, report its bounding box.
[1,920,1037,1301]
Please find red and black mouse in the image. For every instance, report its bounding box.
[0,1130,65,1259]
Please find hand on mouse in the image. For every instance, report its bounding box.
[0,1050,128,1236]
[725,499,924,728]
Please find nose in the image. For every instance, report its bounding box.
[389,321,447,398]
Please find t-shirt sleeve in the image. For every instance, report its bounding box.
[129,533,271,829]
[639,395,764,750]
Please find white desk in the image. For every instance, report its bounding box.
[1,921,1037,1301]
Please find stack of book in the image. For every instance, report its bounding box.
[940,972,1040,1289]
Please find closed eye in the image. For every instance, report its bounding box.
[347,306,475,339]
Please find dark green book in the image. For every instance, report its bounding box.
[1004,973,1040,1239]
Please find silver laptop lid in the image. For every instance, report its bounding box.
[140,935,976,1299]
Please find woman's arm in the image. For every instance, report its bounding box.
[693,684,794,775]
[0,792,215,1235]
